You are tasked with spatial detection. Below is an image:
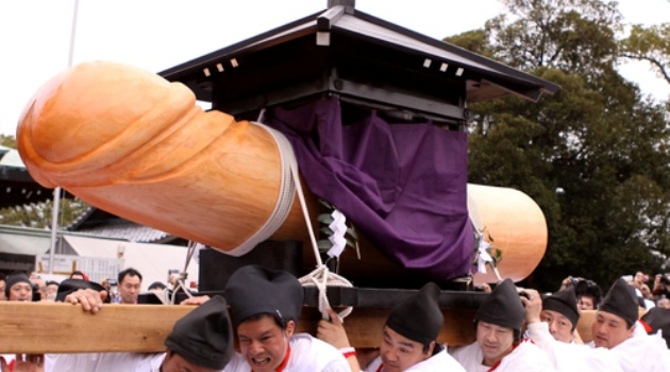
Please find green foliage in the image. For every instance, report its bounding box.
[451,0,670,291]
[621,23,670,84]
[0,198,89,229]
[0,134,16,148]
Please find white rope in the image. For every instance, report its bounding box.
[169,240,199,304]
[252,119,354,321]
[299,265,354,320]
[223,119,296,257]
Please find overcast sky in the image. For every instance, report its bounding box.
[1,0,669,136]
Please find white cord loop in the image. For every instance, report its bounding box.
[253,118,354,320]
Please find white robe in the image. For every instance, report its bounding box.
[364,345,466,372]
[604,329,670,372]
[45,352,165,372]
[525,322,623,372]
[449,339,555,372]
[224,333,349,372]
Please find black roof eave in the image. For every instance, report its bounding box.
[159,7,559,103]
[159,10,324,81]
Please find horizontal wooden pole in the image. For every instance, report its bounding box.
[0,302,193,354]
[0,302,478,354]
[1,303,608,353]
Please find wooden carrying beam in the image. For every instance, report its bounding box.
[0,302,194,354]
[0,302,478,354]
[0,303,617,354]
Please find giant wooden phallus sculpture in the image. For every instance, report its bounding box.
[17,61,546,284]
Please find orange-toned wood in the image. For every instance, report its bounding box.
[468,184,547,284]
[17,62,313,253]
[0,301,193,354]
[0,302,476,354]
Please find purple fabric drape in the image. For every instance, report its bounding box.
[265,97,474,280]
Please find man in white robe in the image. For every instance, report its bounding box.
[316,282,465,372]
[448,279,555,372]
[589,278,670,372]
[223,265,350,372]
[522,288,623,372]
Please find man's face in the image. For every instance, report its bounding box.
[237,315,293,372]
[658,298,670,309]
[476,321,515,366]
[46,283,59,300]
[640,284,651,299]
[634,272,644,288]
[379,326,432,372]
[540,309,574,343]
[8,282,32,302]
[591,311,634,348]
[31,278,47,300]
[160,349,217,372]
[118,274,141,304]
[577,296,595,310]
[0,280,6,301]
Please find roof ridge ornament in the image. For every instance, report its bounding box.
[327,0,355,13]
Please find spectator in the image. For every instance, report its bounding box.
[657,297,670,309]
[574,280,603,310]
[632,271,648,291]
[117,267,142,304]
[148,281,167,293]
[5,272,32,302]
[540,288,581,343]
[45,280,59,301]
[559,276,603,310]
[449,279,554,371]
[30,275,47,301]
[639,284,655,309]
[0,278,6,301]
[651,273,670,299]
[224,265,349,372]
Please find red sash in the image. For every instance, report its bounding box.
[485,339,524,372]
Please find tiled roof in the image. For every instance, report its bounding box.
[75,218,174,243]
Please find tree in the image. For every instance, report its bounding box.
[620,23,670,85]
[0,134,16,148]
[0,198,90,229]
[0,133,89,228]
[448,0,670,291]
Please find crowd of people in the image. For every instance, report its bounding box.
[0,267,151,305]
[1,266,669,371]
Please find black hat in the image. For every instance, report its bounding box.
[386,282,444,345]
[164,295,234,369]
[599,278,639,327]
[5,272,31,298]
[542,288,580,328]
[224,265,303,328]
[640,307,670,348]
[148,281,167,291]
[574,280,603,306]
[55,279,107,302]
[475,278,524,332]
